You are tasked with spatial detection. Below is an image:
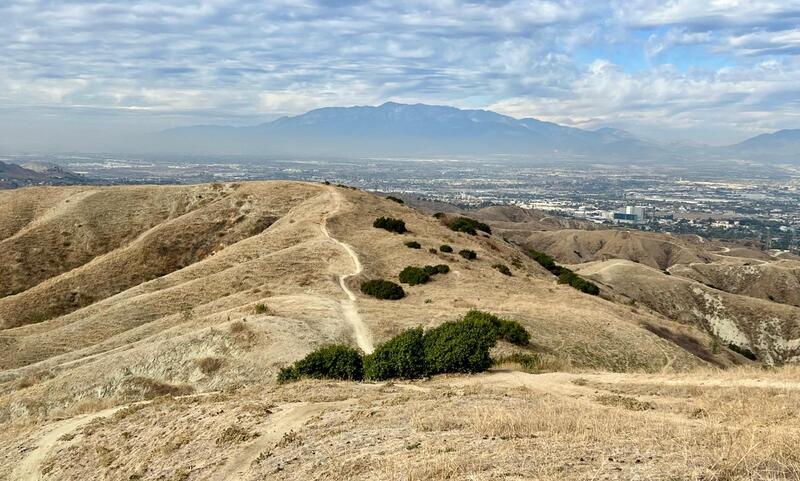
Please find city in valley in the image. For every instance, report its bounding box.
[4,152,799,253]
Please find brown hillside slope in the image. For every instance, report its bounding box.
[669,259,800,307]
[0,181,728,424]
[0,183,318,327]
[523,229,717,270]
[574,259,800,364]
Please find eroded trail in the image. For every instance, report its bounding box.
[320,189,373,354]
[12,406,124,481]
[207,400,353,481]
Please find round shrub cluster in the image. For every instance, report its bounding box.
[459,249,477,260]
[447,217,492,235]
[439,244,453,253]
[373,216,407,234]
[360,279,405,300]
[404,240,421,249]
[462,310,530,346]
[399,266,430,286]
[277,344,364,383]
[423,317,497,375]
[279,311,532,383]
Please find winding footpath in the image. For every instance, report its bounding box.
[320,189,374,354]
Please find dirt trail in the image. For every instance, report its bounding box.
[321,189,373,354]
[206,400,353,481]
[11,405,124,481]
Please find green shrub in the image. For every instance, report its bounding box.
[526,249,560,274]
[459,249,477,260]
[386,196,404,204]
[423,317,497,375]
[433,212,444,219]
[399,266,430,286]
[492,264,512,276]
[404,240,421,249]
[447,216,492,235]
[462,310,530,346]
[434,264,450,274]
[277,345,364,383]
[557,269,600,295]
[428,248,438,254]
[423,265,437,276]
[360,280,405,300]
[373,217,407,234]
[363,328,426,380]
[439,244,453,253]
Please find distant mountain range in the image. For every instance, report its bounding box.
[151,102,798,163]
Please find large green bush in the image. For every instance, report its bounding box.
[277,310,533,384]
[277,344,364,383]
[363,327,426,380]
[462,310,530,346]
[373,216,407,234]
[398,266,431,286]
[447,216,492,235]
[360,279,405,300]
[423,317,497,374]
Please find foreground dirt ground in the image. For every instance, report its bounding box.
[3,366,799,480]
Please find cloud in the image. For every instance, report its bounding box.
[0,0,799,149]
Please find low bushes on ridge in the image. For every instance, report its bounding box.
[399,266,430,286]
[278,310,532,383]
[360,279,405,300]
[447,216,492,235]
[373,217,407,234]
[459,249,477,260]
[277,344,364,383]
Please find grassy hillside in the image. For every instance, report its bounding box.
[3,181,795,481]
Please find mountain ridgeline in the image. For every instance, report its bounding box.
[152,102,799,163]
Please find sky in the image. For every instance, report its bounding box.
[2,0,800,151]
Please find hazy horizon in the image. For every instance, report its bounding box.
[2,1,800,153]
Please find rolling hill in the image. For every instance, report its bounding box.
[1,181,798,481]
